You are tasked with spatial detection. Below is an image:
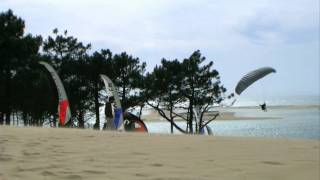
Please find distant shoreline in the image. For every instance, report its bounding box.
[140,104,319,122]
[225,104,320,110]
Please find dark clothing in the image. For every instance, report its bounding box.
[124,120,135,132]
[260,103,267,111]
[105,102,114,118]
[104,101,114,130]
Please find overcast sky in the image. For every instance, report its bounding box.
[1,0,319,98]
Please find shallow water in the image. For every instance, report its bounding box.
[145,107,320,140]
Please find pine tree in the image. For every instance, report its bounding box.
[0,9,42,125]
[110,52,146,110]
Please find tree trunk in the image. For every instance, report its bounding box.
[12,112,15,126]
[188,100,194,134]
[94,80,100,130]
[22,111,27,126]
[78,110,85,128]
[16,111,19,126]
[52,115,57,127]
[5,110,11,125]
[0,112,3,125]
[170,120,174,134]
[188,81,195,134]
[169,103,174,134]
[122,85,126,109]
[5,75,12,125]
[138,105,143,119]
[199,110,205,134]
[31,117,35,126]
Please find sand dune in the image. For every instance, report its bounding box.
[0,126,319,180]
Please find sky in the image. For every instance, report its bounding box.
[1,0,319,98]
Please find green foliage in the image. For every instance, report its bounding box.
[0,9,42,125]
[181,50,228,133]
[12,60,57,125]
[43,28,91,62]
[111,52,146,110]
[146,50,229,134]
[145,59,186,133]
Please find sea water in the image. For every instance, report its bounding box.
[145,95,320,140]
[206,108,320,140]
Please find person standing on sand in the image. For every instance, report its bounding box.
[104,96,115,130]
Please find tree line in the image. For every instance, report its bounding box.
[0,9,232,134]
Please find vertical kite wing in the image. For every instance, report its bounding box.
[39,61,71,126]
[100,74,124,130]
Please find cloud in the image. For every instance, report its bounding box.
[3,0,317,50]
[236,0,319,44]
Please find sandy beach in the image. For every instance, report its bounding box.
[0,126,319,180]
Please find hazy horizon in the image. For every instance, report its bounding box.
[1,0,319,98]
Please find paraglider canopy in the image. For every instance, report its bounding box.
[39,61,71,126]
[123,112,148,133]
[235,67,276,95]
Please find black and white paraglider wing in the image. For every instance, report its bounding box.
[235,67,276,95]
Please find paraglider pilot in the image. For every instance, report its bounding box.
[260,102,267,112]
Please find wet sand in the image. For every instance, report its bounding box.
[0,126,319,180]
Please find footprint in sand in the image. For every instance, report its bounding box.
[25,142,41,147]
[0,156,12,162]
[41,170,57,177]
[83,135,95,138]
[135,173,150,177]
[65,174,83,180]
[151,163,164,167]
[261,161,285,166]
[83,170,106,174]
[0,139,9,143]
[132,152,148,156]
[22,150,41,156]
